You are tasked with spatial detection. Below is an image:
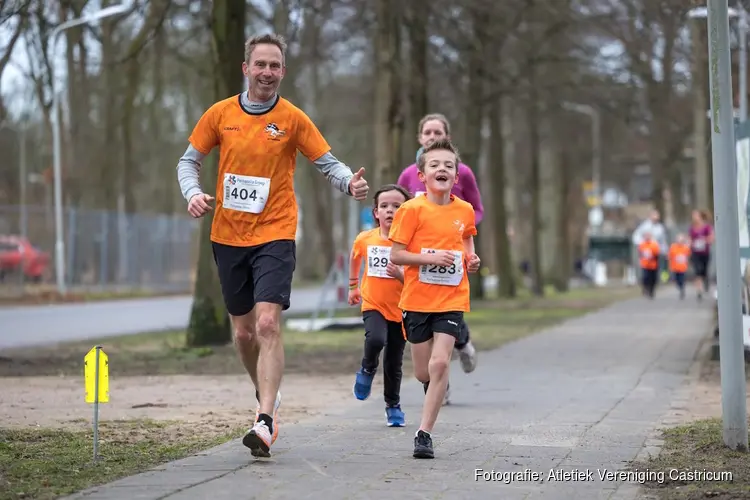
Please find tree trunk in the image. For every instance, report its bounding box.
[307,14,336,270]
[121,0,169,215]
[539,115,565,290]
[186,0,246,347]
[99,3,121,284]
[553,134,572,292]
[527,69,544,296]
[465,10,488,300]
[373,0,400,188]
[388,17,404,179]
[406,0,428,150]
[488,94,515,298]
[62,0,89,208]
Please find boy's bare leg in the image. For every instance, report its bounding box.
[419,332,455,432]
[412,332,455,459]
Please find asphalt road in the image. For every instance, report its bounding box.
[0,286,343,350]
[0,277,595,350]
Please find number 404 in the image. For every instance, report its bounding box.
[231,188,257,201]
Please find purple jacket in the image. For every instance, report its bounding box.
[396,163,484,224]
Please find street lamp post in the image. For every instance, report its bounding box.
[50,4,129,295]
[739,6,747,121]
[705,0,749,451]
[688,6,744,120]
[561,102,601,209]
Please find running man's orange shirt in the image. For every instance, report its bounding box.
[388,194,477,313]
[352,228,403,323]
[668,243,691,273]
[188,95,331,247]
[638,240,660,270]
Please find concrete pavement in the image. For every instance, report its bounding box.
[63,289,712,500]
[0,285,342,349]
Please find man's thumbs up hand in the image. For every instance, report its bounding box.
[348,167,369,201]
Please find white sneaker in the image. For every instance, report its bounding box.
[458,341,477,373]
[254,390,281,443]
[242,420,273,457]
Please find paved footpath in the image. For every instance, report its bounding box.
[66,291,711,500]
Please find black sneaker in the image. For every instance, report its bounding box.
[413,430,434,459]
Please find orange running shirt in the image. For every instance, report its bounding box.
[388,194,477,313]
[638,240,660,270]
[188,95,331,247]
[351,228,403,322]
[668,243,691,273]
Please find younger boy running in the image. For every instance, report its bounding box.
[348,184,411,427]
[389,139,480,459]
[638,232,660,299]
[668,234,691,300]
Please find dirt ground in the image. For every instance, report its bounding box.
[660,339,750,425]
[0,372,376,434]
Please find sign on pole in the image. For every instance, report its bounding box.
[84,345,109,461]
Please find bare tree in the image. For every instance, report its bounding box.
[372,0,403,188]
[186,0,246,347]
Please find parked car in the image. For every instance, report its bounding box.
[0,235,50,283]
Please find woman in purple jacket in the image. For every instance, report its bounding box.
[689,209,714,301]
[397,113,485,406]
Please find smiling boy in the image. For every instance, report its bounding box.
[388,138,480,459]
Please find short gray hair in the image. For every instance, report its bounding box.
[244,33,287,65]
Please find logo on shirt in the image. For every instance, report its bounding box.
[453,219,465,233]
[264,123,286,140]
[224,126,240,131]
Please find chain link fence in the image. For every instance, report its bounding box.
[0,204,199,295]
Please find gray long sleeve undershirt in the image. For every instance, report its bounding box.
[177,92,354,202]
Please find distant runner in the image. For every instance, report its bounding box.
[397,113,483,406]
[176,33,369,458]
[668,234,691,300]
[688,210,714,301]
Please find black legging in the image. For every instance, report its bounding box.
[455,320,470,349]
[361,310,406,406]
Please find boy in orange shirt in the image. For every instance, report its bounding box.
[638,231,661,298]
[389,138,480,459]
[668,234,691,300]
[348,184,411,427]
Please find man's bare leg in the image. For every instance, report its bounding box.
[230,311,260,388]
[242,301,284,457]
[254,302,284,416]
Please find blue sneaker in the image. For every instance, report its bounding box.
[385,405,405,427]
[353,369,374,400]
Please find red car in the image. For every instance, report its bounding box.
[0,235,50,283]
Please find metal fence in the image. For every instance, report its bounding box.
[0,204,199,293]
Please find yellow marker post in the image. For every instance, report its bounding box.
[84,345,109,461]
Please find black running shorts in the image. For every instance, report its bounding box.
[402,311,464,344]
[691,253,710,278]
[211,239,296,316]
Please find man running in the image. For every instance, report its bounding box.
[397,113,483,405]
[176,33,369,458]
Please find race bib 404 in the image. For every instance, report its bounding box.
[367,245,392,278]
[419,248,463,286]
[223,173,271,214]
